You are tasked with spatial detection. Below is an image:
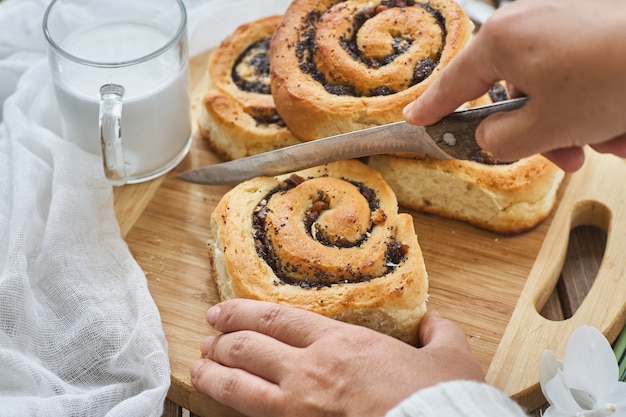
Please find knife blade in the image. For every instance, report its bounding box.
[178,97,527,185]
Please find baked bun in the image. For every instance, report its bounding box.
[367,154,565,234]
[208,160,428,343]
[198,15,302,160]
[270,0,474,141]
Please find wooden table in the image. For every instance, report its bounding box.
[113,50,621,417]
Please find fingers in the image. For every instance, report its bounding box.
[418,311,485,382]
[190,358,283,417]
[476,103,618,169]
[403,41,498,126]
[541,136,626,172]
[475,102,567,163]
[419,311,470,351]
[541,148,586,173]
[590,133,626,157]
[200,330,292,383]
[474,104,539,161]
[505,82,526,99]
[207,298,341,347]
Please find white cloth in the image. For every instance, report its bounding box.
[0,0,287,415]
[0,61,171,417]
[386,381,530,417]
[0,0,171,415]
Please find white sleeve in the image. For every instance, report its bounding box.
[386,380,530,417]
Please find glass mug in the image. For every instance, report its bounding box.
[43,0,192,185]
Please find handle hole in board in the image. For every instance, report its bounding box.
[538,200,609,321]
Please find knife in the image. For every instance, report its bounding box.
[178,97,527,185]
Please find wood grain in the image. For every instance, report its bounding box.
[115,50,626,417]
[486,152,626,410]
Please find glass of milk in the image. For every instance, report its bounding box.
[43,0,192,185]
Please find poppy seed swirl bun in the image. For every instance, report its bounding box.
[368,154,565,234]
[198,15,302,160]
[207,160,428,343]
[270,0,473,141]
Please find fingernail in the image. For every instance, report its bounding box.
[190,359,205,378]
[207,306,221,325]
[429,311,443,320]
[200,335,216,355]
[475,123,486,146]
[402,101,415,119]
[475,122,496,152]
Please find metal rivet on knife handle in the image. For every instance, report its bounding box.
[424,97,528,159]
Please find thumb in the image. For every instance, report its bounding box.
[418,312,486,383]
[419,311,470,350]
[475,100,565,162]
[475,105,537,162]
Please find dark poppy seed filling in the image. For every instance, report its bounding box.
[247,107,287,127]
[295,0,447,97]
[471,150,509,165]
[232,35,272,94]
[252,174,408,289]
[231,35,287,127]
[488,83,509,103]
[386,241,410,265]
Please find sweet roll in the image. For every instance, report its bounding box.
[270,0,474,141]
[367,86,565,235]
[207,160,429,343]
[198,15,302,160]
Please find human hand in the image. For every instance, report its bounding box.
[403,0,626,171]
[190,299,484,417]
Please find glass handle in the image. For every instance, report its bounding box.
[99,83,127,185]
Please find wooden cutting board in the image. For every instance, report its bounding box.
[116,50,626,416]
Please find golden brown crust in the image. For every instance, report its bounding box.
[270,0,474,141]
[208,160,428,343]
[367,154,565,234]
[198,15,302,160]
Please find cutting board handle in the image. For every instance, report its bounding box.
[486,151,626,410]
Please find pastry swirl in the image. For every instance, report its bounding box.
[270,0,473,141]
[208,160,428,343]
[198,15,301,160]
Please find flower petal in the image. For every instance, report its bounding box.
[570,388,595,410]
[563,326,618,400]
[609,381,626,413]
[614,406,626,417]
[544,368,584,413]
[541,405,576,417]
[540,350,562,403]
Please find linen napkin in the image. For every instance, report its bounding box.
[0,0,171,415]
[0,0,295,415]
[0,59,170,417]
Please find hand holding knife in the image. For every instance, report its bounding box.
[178,97,527,185]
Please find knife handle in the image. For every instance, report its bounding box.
[425,97,528,159]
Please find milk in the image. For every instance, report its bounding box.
[52,22,191,181]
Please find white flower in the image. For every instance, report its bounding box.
[540,326,626,417]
